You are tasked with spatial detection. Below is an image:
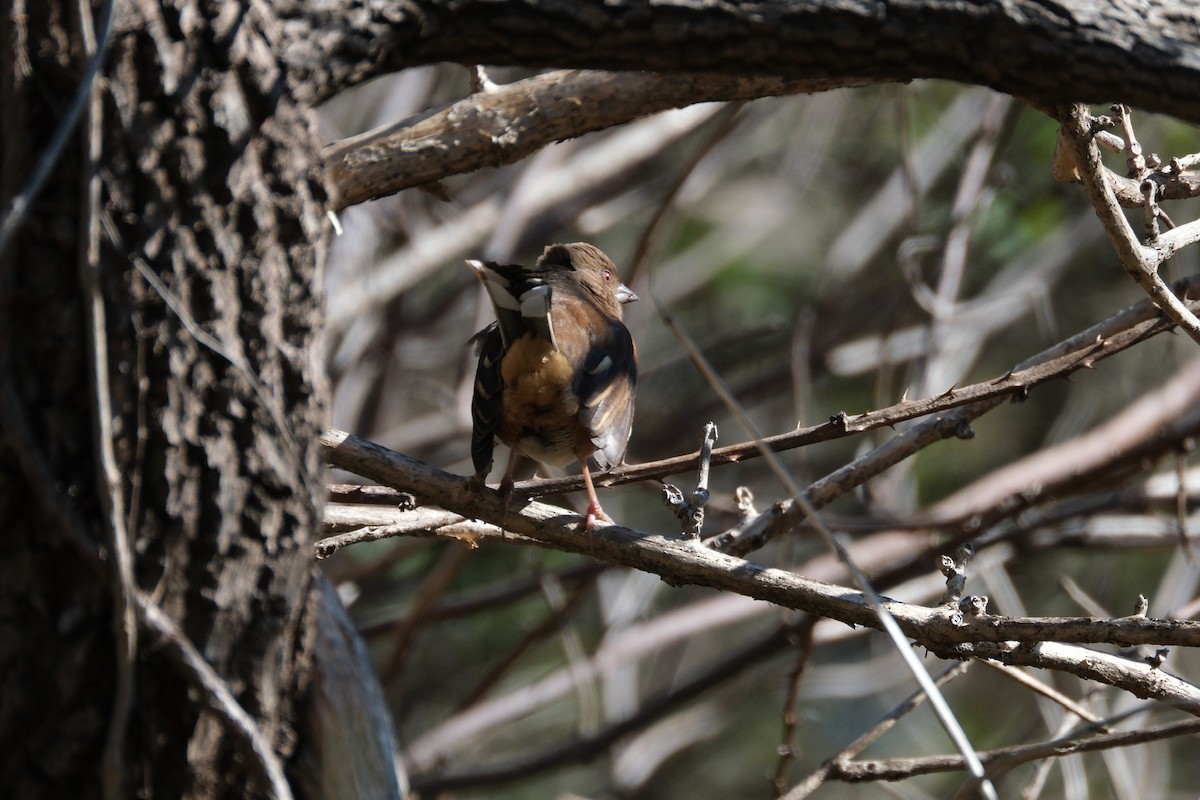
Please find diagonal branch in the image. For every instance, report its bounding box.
[320,431,1200,661]
[323,69,882,209]
[784,662,972,799]
[496,274,1200,501]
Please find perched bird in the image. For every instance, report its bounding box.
[469,242,638,528]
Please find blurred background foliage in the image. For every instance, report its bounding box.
[318,67,1200,798]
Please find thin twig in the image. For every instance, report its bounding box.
[1019,713,1080,800]
[624,101,747,285]
[926,357,1200,528]
[502,274,1200,500]
[825,715,1200,785]
[916,93,1011,400]
[782,662,972,799]
[0,0,116,260]
[410,624,796,794]
[772,620,817,796]
[379,543,472,686]
[661,422,718,537]
[542,570,600,733]
[78,1,137,793]
[1175,449,1196,563]
[125,250,317,498]
[977,660,1106,729]
[453,575,597,712]
[318,506,539,556]
[136,598,295,800]
[358,563,605,634]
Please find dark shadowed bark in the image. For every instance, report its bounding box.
[1,1,329,797]
[282,0,1200,122]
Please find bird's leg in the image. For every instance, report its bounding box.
[579,460,611,531]
[496,447,521,535]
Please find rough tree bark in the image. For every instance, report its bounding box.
[284,0,1200,121]
[2,0,1199,799]
[1,1,331,798]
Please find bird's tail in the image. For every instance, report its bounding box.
[467,259,557,348]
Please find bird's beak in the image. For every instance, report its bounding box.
[616,283,639,304]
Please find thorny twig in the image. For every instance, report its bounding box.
[1057,104,1200,344]
[661,422,718,538]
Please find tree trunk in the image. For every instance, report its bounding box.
[1,2,336,797]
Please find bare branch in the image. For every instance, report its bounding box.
[325,102,723,333]
[824,715,1200,785]
[978,660,1108,729]
[661,422,718,538]
[502,276,1200,502]
[319,505,544,556]
[1057,103,1200,344]
[290,0,1200,126]
[319,431,1200,657]
[929,357,1200,525]
[783,663,972,800]
[323,69,880,209]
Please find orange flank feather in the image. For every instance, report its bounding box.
[497,336,587,468]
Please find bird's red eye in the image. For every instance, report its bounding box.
[602,269,612,282]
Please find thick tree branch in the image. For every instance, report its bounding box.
[326,72,1200,214]
[288,0,1200,125]
[320,431,1200,658]
[323,69,882,208]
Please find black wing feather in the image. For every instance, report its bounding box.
[575,320,637,469]
[470,323,505,476]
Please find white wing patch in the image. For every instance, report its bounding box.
[585,354,612,376]
[519,284,551,318]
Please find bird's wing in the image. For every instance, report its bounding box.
[575,319,637,470]
[469,322,505,476]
